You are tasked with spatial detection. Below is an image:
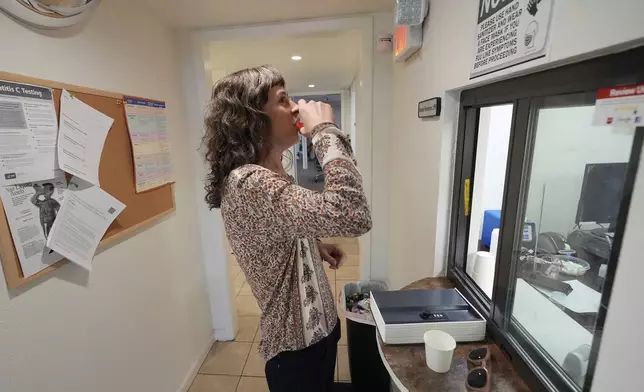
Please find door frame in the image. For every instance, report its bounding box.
[180,16,376,340]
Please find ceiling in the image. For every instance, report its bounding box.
[292,94,342,106]
[134,0,393,28]
[208,30,361,93]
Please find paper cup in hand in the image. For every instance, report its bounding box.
[424,330,456,373]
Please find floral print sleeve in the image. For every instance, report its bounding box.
[229,125,372,240]
[221,124,371,361]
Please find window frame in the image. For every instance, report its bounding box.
[448,46,644,392]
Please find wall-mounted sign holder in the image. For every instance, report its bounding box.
[418,97,442,119]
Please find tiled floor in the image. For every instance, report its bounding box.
[188,238,360,392]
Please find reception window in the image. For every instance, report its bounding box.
[448,46,644,392]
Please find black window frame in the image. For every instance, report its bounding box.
[447,46,644,392]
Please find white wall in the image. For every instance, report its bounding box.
[332,101,342,128]
[341,89,351,142]
[0,2,213,392]
[480,106,513,217]
[192,67,240,340]
[524,106,635,235]
[369,13,394,283]
[467,105,513,262]
[349,80,357,151]
[591,146,644,391]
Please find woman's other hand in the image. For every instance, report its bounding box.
[318,242,345,270]
[297,100,334,138]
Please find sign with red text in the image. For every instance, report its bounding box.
[471,0,553,78]
[593,84,644,127]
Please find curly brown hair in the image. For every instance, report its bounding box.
[202,65,285,209]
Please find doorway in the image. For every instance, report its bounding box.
[183,13,376,355]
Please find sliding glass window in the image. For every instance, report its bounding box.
[448,46,644,392]
[505,93,638,390]
[450,103,514,309]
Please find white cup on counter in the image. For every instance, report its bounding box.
[423,330,456,373]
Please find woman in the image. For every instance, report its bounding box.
[202,65,372,392]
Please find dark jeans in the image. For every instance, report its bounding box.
[265,319,341,392]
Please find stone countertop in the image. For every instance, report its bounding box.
[376,277,531,392]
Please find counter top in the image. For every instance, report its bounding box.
[376,277,530,392]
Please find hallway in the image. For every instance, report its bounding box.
[188,238,361,391]
[296,157,324,192]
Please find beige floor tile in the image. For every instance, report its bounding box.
[236,376,269,392]
[242,343,266,377]
[237,295,261,316]
[239,282,253,296]
[254,328,262,343]
[235,316,260,342]
[233,273,246,295]
[337,345,351,382]
[199,342,252,376]
[189,374,239,392]
[229,265,242,279]
[338,318,347,346]
[336,266,359,280]
[342,254,360,266]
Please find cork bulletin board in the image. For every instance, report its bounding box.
[0,72,175,289]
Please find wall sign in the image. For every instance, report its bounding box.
[418,97,441,119]
[470,0,553,79]
[592,84,644,127]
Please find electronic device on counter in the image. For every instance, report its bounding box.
[522,272,573,295]
[371,289,486,345]
[538,232,575,256]
[522,221,537,251]
[568,229,612,262]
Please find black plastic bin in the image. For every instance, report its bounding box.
[341,281,390,392]
[346,318,391,392]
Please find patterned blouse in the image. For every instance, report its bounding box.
[221,124,372,361]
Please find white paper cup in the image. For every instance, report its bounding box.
[424,330,456,373]
[472,251,495,298]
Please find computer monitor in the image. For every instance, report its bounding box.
[575,162,628,230]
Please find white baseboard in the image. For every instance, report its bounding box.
[177,330,217,392]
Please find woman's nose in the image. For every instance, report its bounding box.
[290,99,299,113]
